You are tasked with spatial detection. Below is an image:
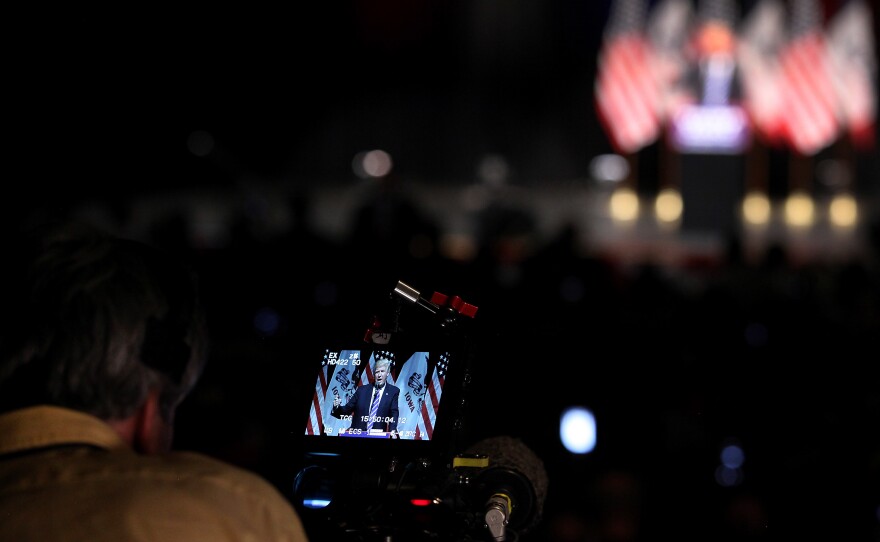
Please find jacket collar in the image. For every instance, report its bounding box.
[0,405,130,456]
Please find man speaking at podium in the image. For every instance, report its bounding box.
[331,357,399,435]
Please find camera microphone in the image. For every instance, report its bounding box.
[465,436,549,541]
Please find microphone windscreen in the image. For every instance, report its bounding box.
[466,435,549,533]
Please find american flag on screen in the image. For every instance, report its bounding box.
[778,0,840,155]
[415,352,449,441]
[595,0,662,154]
[305,350,333,435]
[304,350,365,436]
[826,0,876,149]
[357,355,374,387]
[394,352,428,437]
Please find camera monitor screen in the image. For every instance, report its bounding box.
[303,347,459,447]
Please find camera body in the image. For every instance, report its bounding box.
[291,281,486,540]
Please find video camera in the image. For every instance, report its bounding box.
[291,280,547,541]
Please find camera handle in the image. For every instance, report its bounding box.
[364,280,478,344]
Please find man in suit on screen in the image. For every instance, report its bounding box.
[331,357,399,434]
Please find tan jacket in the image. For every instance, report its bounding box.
[0,405,309,542]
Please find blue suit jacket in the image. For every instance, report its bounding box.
[331,383,400,432]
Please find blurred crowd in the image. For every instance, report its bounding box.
[10,170,876,540]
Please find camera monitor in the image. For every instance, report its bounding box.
[300,345,466,457]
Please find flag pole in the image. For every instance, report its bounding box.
[788,151,812,195]
[626,151,639,191]
[658,130,680,194]
[744,137,769,195]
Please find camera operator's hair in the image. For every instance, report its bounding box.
[0,220,208,421]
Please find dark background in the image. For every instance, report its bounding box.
[10,1,627,211]
[8,2,880,541]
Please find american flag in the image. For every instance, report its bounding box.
[358,355,374,387]
[645,0,693,122]
[778,0,841,155]
[826,0,876,149]
[737,0,788,144]
[415,351,449,441]
[393,352,429,437]
[305,350,333,435]
[322,350,365,435]
[595,0,663,154]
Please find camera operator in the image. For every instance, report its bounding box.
[331,357,400,435]
[0,219,309,542]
